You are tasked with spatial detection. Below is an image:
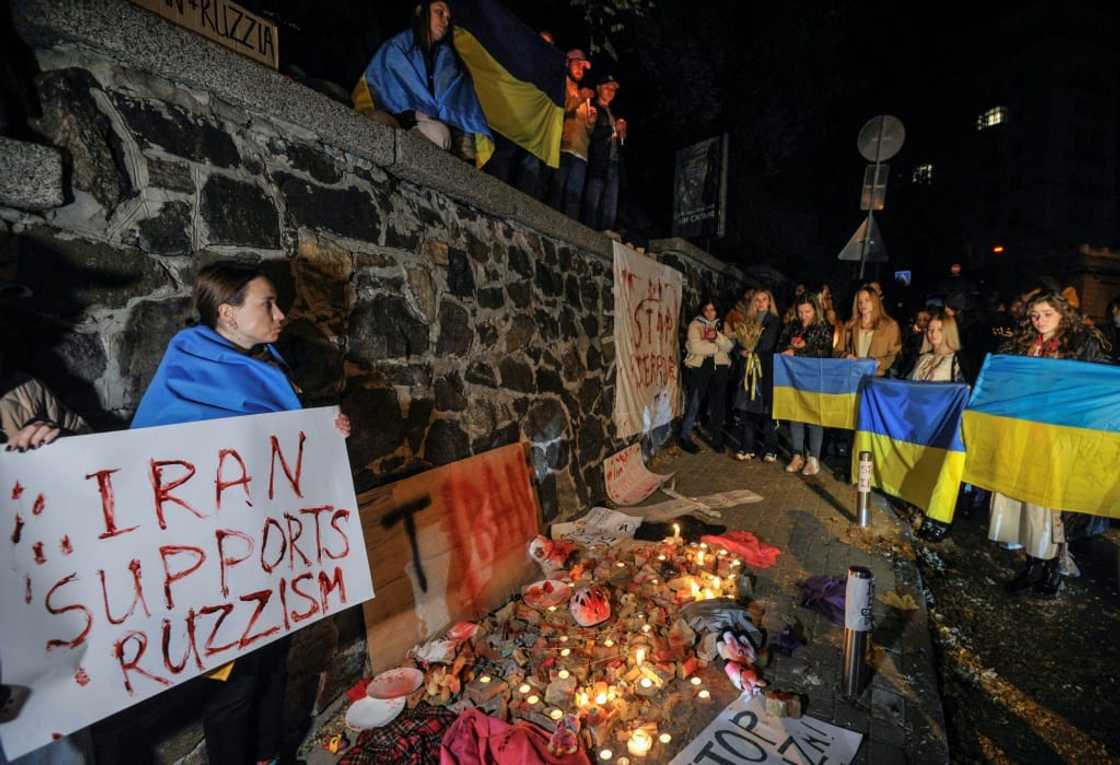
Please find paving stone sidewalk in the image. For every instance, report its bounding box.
[642,440,950,765]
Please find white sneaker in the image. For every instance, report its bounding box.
[785,455,805,473]
[734,451,754,461]
[801,457,820,476]
[763,452,777,463]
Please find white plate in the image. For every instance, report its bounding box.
[345,695,406,731]
[367,667,425,700]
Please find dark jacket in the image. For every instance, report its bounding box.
[732,313,781,413]
[778,321,833,359]
[586,100,620,179]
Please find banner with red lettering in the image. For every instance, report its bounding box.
[612,241,683,439]
[0,407,373,758]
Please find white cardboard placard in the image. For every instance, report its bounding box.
[0,407,373,758]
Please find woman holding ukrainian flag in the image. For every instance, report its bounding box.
[989,290,1109,597]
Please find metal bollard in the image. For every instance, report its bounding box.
[855,450,872,528]
[842,566,874,697]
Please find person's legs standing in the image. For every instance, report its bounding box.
[581,174,605,228]
[802,424,824,475]
[760,415,778,460]
[548,154,573,211]
[787,421,806,472]
[707,366,730,451]
[563,157,587,220]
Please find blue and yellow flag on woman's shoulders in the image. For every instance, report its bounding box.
[963,354,1120,517]
[772,356,877,430]
[854,378,969,523]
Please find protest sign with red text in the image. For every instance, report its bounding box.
[0,407,373,758]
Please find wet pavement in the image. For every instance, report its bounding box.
[639,435,950,764]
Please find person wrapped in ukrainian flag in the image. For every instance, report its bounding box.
[353,1,494,165]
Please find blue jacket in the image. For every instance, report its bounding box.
[132,325,301,429]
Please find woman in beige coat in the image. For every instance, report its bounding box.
[679,298,734,453]
[841,286,902,376]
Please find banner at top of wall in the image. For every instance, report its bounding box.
[612,241,683,440]
[129,0,279,70]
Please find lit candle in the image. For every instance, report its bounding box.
[479,675,491,684]
[550,708,564,720]
[659,733,672,744]
[697,550,706,567]
[599,750,613,761]
[558,669,571,680]
[713,577,722,589]
[616,561,626,568]
[527,694,540,705]
[560,648,571,657]
[690,677,702,686]
[731,559,742,568]
[595,692,609,705]
[618,759,630,765]
[560,636,569,643]
[672,523,681,541]
[717,548,727,557]
[641,624,651,633]
[519,683,532,694]
[634,647,646,666]
[649,578,658,584]
[604,639,614,647]
[548,605,558,612]
[627,729,653,758]
[698,689,711,700]
[700,543,708,550]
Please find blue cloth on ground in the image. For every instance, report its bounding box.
[363,29,492,139]
[131,325,301,428]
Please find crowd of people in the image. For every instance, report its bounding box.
[678,277,1118,598]
[354,1,628,234]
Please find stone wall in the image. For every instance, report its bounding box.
[2,1,746,759]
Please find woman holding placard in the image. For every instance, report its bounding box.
[116,262,351,765]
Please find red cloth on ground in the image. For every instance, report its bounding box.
[440,709,591,765]
[700,530,782,568]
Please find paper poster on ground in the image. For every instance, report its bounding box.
[550,506,642,547]
[669,693,863,765]
[612,241,683,440]
[0,407,373,759]
[604,442,674,506]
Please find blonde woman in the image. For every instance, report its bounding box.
[729,289,781,461]
[841,286,902,376]
[908,311,965,383]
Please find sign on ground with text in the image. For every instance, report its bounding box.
[612,241,683,439]
[0,407,372,759]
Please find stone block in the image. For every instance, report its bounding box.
[145,155,194,192]
[113,92,239,168]
[424,418,470,465]
[577,417,605,465]
[118,297,193,404]
[32,69,134,212]
[405,398,434,452]
[379,363,433,390]
[535,366,565,396]
[343,383,406,468]
[436,300,472,356]
[465,360,498,387]
[349,294,428,359]
[505,314,535,354]
[477,286,505,310]
[273,139,343,185]
[434,371,467,412]
[472,421,519,454]
[292,230,354,334]
[137,200,192,256]
[499,356,534,393]
[508,280,532,308]
[12,227,171,316]
[526,398,569,443]
[0,137,65,210]
[275,318,343,404]
[476,322,498,348]
[405,266,436,322]
[508,246,532,278]
[534,261,562,297]
[278,172,379,243]
[446,248,476,297]
[200,174,280,249]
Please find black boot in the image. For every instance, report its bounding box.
[917,518,950,542]
[1005,556,1045,595]
[678,437,700,454]
[711,433,725,454]
[1033,558,1062,598]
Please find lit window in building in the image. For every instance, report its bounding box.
[912,164,934,185]
[976,106,1009,130]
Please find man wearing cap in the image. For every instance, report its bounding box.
[548,49,597,219]
[582,74,625,232]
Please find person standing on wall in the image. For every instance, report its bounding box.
[679,298,733,454]
[582,74,625,233]
[548,49,596,219]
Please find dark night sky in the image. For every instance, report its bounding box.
[243,0,1117,295]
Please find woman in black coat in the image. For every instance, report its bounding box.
[727,289,781,461]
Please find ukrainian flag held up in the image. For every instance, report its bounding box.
[772,355,878,430]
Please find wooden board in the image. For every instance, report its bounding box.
[129,0,279,70]
[358,443,542,673]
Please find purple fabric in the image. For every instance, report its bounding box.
[797,575,846,626]
[772,624,807,657]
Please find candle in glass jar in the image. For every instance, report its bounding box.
[627,729,653,757]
